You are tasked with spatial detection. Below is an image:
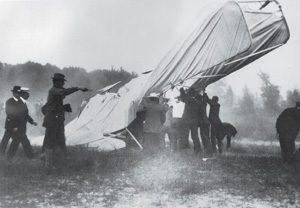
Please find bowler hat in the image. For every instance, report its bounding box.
[11,86,21,92]
[20,87,31,94]
[51,73,66,81]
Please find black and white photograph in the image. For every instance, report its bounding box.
[0,0,299,207]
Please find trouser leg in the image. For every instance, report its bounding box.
[226,135,232,148]
[6,134,21,160]
[217,136,223,153]
[279,133,296,163]
[144,132,164,150]
[43,127,57,166]
[45,148,53,167]
[190,122,201,153]
[210,124,217,153]
[216,124,223,153]
[179,120,190,149]
[20,134,34,158]
[200,124,212,155]
[167,124,177,151]
[0,130,12,155]
[169,118,182,152]
[57,124,67,152]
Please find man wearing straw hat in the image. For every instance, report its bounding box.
[0,86,22,156]
[6,87,38,160]
[143,93,168,150]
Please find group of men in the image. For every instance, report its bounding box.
[0,73,89,167]
[139,86,300,165]
[0,86,38,160]
[1,72,298,166]
[132,86,225,157]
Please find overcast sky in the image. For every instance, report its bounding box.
[0,0,299,97]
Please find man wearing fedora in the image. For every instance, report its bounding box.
[6,87,38,160]
[42,73,88,166]
[0,86,22,156]
[276,101,300,164]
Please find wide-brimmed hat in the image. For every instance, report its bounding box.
[20,87,31,94]
[51,73,66,81]
[11,86,21,92]
[148,93,159,98]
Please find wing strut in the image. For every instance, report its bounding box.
[126,128,143,149]
[224,43,283,66]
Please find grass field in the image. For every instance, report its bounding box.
[0,139,299,208]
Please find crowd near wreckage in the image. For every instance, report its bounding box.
[2,1,299,165]
[64,1,294,157]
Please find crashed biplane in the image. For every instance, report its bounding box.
[65,0,290,150]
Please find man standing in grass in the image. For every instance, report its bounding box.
[42,73,89,167]
[204,92,223,154]
[143,93,168,150]
[276,101,300,164]
[180,87,202,154]
[6,87,38,160]
[0,86,22,156]
[196,90,213,157]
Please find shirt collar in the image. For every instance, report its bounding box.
[12,96,19,101]
[20,97,26,104]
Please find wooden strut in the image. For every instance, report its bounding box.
[224,44,284,66]
[126,128,144,149]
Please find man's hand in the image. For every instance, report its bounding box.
[13,127,18,132]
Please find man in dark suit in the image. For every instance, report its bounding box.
[219,122,237,149]
[276,102,300,164]
[6,87,38,160]
[180,87,202,154]
[42,73,88,167]
[196,91,213,157]
[0,86,22,156]
[204,92,223,153]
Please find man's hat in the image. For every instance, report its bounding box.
[51,73,66,81]
[296,101,300,108]
[148,93,159,98]
[11,86,21,92]
[20,87,31,94]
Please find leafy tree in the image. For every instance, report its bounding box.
[238,85,255,114]
[223,85,234,107]
[286,89,300,108]
[258,71,280,114]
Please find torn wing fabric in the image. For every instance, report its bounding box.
[190,6,290,89]
[143,1,252,94]
[65,1,290,145]
[65,73,151,143]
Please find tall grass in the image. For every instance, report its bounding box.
[0,141,299,207]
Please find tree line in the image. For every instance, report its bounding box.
[0,61,137,127]
[1,61,299,140]
[209,71,300,140]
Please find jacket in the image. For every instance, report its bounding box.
[4,98,22,131]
